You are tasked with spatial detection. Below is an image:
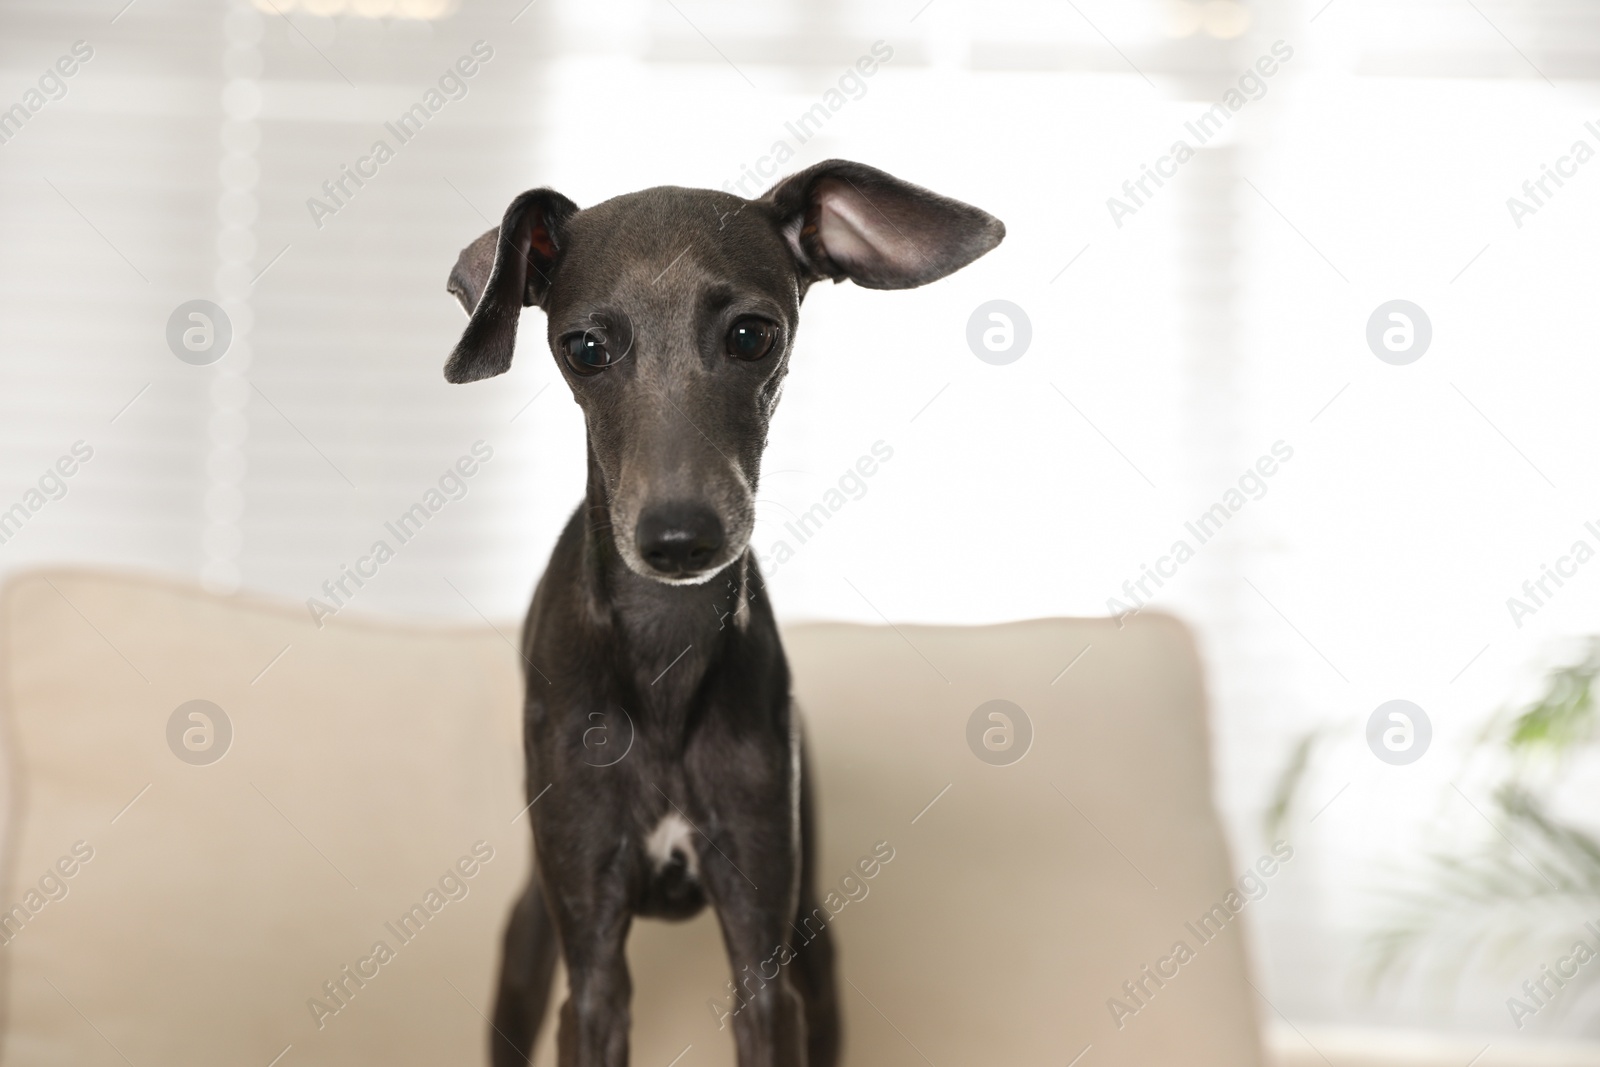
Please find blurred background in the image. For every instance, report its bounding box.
[4,0,1600,1055]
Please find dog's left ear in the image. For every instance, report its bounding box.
[762,160,1004,290]
[444,188,579,384]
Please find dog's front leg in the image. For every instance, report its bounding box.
[555,929,631,1067]
[692,742,806,1067]
[537,826,634,1067]
[716,902,805,1067]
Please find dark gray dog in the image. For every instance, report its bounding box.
[443,159,1002,1067]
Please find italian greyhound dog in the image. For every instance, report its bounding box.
[442,159,1003,1067]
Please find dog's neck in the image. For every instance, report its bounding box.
[577,451,755,710]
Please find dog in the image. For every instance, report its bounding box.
[442,159,1003,1067]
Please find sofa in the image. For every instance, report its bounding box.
[2,567,1552,1067]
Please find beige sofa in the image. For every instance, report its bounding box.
[0,568,1398,1066]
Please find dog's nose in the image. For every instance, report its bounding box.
[636,504,724,576]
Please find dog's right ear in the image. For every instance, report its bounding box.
[444,188,578,384]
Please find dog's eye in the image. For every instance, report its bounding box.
[562,330,615,376]
[726,318,777,362]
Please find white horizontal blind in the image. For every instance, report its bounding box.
[0,0,573,628]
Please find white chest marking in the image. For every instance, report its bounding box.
[645,812,700,876]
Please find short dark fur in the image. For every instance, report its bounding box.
[443,160,1003,1067]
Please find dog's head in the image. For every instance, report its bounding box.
[443,159,1003,585]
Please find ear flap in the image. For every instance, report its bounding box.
[443,188,578,384]
[446,227,499,316]
[762,160,1004,290]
